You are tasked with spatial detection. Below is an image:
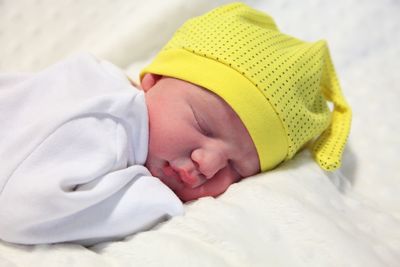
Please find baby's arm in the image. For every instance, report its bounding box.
[0,117,183,246]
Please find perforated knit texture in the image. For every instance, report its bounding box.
[155,3,352,171]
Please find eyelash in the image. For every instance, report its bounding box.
[191,105,210,136]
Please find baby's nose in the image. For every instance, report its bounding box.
[191,147,227,179]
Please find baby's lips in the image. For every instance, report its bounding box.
[161,164,184,190]
[189,175,208,189]
[177,168,207,189]
[165,162,208,189]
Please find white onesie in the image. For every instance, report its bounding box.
[0,53,183,246]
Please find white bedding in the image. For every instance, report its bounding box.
[0,0,399,266]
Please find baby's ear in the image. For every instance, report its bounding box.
[141,73,162,92]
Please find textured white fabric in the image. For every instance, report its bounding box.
[91,151,400,267]
[0,53,183,245]
[0,0,399,266]
[0,0,232,72]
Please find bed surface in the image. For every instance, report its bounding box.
[0,0,399,266]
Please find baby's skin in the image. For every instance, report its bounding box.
[141,74,260,202]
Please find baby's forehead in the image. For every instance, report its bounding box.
[159,76,243,127]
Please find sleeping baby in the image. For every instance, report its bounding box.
[0,2,351,245]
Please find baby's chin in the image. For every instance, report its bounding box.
[145,159,238,202]
[175,187,208,202]
[152,172,209,202]
[173,177,234,202]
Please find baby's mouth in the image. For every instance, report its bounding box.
[161,164,182,188]
[163,163,206,189]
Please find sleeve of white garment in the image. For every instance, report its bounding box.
[0,54,184,246]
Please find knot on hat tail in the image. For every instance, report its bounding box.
[311,49,352,171]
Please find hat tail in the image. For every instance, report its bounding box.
[312,46,352,171]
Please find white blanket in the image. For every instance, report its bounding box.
[0,0,399,266]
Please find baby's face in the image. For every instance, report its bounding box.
[142,75,260,202]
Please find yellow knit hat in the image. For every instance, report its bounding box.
[140,2,352,172]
